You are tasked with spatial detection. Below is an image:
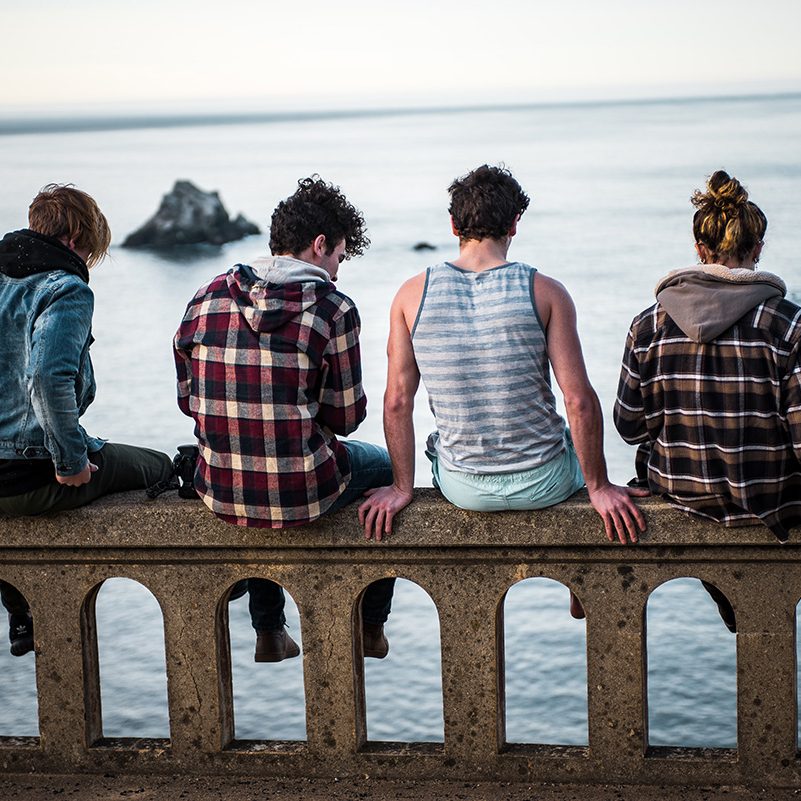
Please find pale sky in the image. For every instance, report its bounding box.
[3,0,800,112]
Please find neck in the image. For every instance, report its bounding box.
[450,237,511,272]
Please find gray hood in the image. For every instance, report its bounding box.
[249,255,329,285]
[655,264,786,343]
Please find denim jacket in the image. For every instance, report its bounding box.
[0,230,104,476]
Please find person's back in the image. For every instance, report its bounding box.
[615,170,801,542]
[413,260,565,473]
[175,258,364,527]
[0,230,99,475]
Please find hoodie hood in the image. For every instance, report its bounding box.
[655,264,786,343]
[227,255,336,333]
[0,229,89,284]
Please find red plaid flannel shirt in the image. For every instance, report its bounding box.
[174,265,366,527]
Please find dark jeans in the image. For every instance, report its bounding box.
[0,443,173,616]
[243,440,396,631]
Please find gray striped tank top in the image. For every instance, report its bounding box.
[412,261,566,474]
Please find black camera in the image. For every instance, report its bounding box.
[146,443,199,500]
[173,444,199,499]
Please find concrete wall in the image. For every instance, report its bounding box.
[0,489,798,787]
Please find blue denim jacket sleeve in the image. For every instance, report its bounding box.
[29,277,94,476]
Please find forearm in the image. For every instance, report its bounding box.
[565,390,610,492]
[384,402,415,495]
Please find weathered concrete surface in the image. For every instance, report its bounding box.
[1,774,799,801]
[1,487,784,548]
[1,490,800,790]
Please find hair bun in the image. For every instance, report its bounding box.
[691,170,748,212]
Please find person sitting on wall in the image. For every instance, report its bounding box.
[357,165,647,610]
[174,176,395,662]
[614,170,801,632]
[0,184,174,657]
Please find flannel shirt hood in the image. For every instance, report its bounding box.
[655,264,786,343]
[228,258,336,334]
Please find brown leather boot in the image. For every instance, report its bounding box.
[254,629,300,662]
[362,622,389,659]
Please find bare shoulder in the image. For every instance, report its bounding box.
[533,271,576,328]
[534,271,573,303]
[393,270,428,327]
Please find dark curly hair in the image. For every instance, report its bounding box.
[448,165,530,242]
[269,176,369,259]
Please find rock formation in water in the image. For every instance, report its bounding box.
[412,241,437,251]
[123,181,260,248]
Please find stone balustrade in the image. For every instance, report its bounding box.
[0,489,798,788]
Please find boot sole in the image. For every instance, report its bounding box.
[254,644,300,663]
[10,636,34,657]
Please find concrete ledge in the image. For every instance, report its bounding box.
[0,488,788,549]
[1,489,799,789]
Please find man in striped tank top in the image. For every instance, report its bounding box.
[359,165,647,587]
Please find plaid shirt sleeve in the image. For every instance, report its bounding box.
[317,304,367,435]
[614,326,649,444]
[173,318,195,418]
[782,340,801,462]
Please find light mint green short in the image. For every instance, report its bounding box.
[428,431,585,512]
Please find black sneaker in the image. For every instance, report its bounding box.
[9,612,34,657]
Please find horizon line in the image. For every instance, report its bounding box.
[2,89,800,137]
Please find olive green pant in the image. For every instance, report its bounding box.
[0,443,172,614]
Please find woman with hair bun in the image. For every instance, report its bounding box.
[614,171,801,629]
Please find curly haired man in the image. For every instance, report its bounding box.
[174,177,394,662]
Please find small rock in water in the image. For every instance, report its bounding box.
[123,180,260,248]
[412,241,437,251]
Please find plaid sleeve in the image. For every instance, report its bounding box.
[782,340,801,462]
[173,319,194,418]
[614,326,649,444]
[317,305,367,435]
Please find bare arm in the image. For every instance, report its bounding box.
[358,277,423,540]
[536,274,648,544]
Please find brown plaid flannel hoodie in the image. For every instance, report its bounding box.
[614,265,801,541]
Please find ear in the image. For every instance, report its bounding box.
[508,214,520,237]
[695,242,712,265]
[753,241,764,263]
[450,216,460,238]
[312,234,327,259]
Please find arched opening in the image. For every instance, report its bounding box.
[93,578,169,738]
[224,577,306,741]
[503,577,588,745]
[362,577,443,743]
[0,579,38,736]
[647,578,736,747]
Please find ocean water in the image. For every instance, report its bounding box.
[1,94,800,746]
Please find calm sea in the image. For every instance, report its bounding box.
[1,93,800,746]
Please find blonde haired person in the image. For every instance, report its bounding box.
[615,171,801,630]
[0,184,172,656]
